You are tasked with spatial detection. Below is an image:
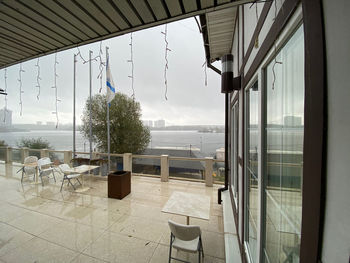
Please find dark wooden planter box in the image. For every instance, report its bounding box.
[108,171,131,199]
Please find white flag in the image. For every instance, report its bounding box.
[106,55,115,104]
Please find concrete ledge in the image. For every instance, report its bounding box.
[222,190,241,263]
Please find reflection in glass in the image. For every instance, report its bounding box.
[245,81,259,262]
[230,102,239,200]
[264,25,304,263]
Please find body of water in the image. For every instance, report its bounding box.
[0,130,224,157]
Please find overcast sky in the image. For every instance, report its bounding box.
[0,18,224,126]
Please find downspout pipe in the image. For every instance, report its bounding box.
[205,60,227,204]
[218,54,234,204]
[218,92,229,204]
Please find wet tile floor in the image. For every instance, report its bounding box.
[0,162,225,263]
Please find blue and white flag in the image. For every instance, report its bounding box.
[106,55,115,104]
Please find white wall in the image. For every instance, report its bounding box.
[322,0,350,262]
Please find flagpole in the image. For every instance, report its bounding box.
[106,47,111,172]
[89,50,93,160]
[73,54,76,158]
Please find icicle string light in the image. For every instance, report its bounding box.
[161,24,171,100]
[52,53,60,128]
[271,0,283,90]
[18,63,25,116]
[202,61,207,86]
[97,41,105,93]
[3,69,8,122]
[127,33,135,99]
[35,58,41,100]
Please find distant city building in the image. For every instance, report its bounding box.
[36,121,42,125]
[0,108,12,127]
[284,115,302,126]
[154,119,165,128]
[46,121,55,126]
[142,120,153,127]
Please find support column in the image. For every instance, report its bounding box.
[205,157,214,187]
[40,149,49,158]
[161,155,169,182]
[123,153,132,172]
[64,150,72,165]
[21,147,29,163]
[5,147,12,164]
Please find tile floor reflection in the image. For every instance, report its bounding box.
[0,162,224,263]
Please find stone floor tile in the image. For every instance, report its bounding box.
[0,237,78,263]
[83,231,157,263]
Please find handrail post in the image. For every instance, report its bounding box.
[161,155,169,182]
[21,147,29,163]
[41,149,49,158]
[205,157,214,187]
[123,153,132,172]
[64,150,72,165]
[5,147,12,164]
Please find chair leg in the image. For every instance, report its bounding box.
[52,170,56,182]
[21,171,24,183]
[68,179,76,190]
[40,174,44,186]
[76,178,82,185]
[169,234,173,263]
[200,237,204,258]
[60,177,65,192]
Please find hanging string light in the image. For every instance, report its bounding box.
[127,33,135,99]
[202,60,208,86]
[97,41,105,93]
[52,53,60,128]
[161,24,171,100]
[35,58,41,100]
[3,69,8,122]
[18,63,25,116]
[272,0,283,90]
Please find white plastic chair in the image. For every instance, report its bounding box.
[21,156,38,183]
[58,164,81,192]
[168,220,204,263]
[38,157,56,186]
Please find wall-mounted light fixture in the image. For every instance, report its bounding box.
[221,54,241,93]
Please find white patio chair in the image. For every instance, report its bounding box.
[168,220,204,263]
[58,163,81,192]
[21,156,38,183]
[38,157,56,186]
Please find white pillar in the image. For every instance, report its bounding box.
[205,157,214,187]
[123,153,132,172]
[40,149,49,158]
[161,155,169,182]
[21,147,29,163]
[5,147,12,164]
[64,150,72,166]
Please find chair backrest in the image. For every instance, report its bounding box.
[24,156,38,164]
[168,220,201,241]
[59,163,71,173]
[38,157,52,169]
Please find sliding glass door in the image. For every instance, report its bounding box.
[230,101,239,203]
[263,25,304,263]
[245,81,259,262]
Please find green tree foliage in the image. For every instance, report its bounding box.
[80,93,151,154]
[0,140,7,147]
[17,137,52,149]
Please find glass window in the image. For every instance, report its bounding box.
[263,25,304,263]
[245,80,259,262]
[230,102,239,202]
